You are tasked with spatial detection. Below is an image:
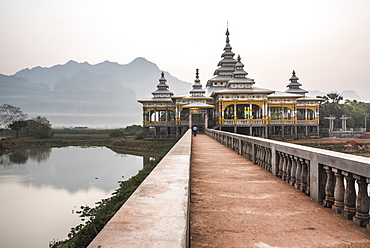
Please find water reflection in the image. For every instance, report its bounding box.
[0,147,145,192]
[0,146,146,248]
[0,148,51,165]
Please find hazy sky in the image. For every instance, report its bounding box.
[1,0,370,100]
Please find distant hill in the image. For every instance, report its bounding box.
[0,58,192,127]
[14,57,191,98]
[308,90,362,101]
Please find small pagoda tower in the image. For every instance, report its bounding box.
[138,72,177,139]
[183,69,214,130]
[285,70,308,96]
[189,68,206,97]
[151,71,174,99]
[206,28,237,87]
[227,55,255,89]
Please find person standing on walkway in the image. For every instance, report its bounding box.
[193,126,198,136]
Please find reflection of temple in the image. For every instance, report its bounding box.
[138,29,323,140]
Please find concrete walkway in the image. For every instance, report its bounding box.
[190,134,370,248]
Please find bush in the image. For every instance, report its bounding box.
[109,125,143,138]
[23,116,53,139]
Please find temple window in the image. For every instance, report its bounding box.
[307,109,315,120]
[224,105,234,119]
[297,109,314,120]
[270,107,282,120]
[180,109,189,121]
[236,104,261,119]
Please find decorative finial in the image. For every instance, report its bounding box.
[196,68,199,78]
[161,71,164,77]
[292,70,296,76]
[237,54,241,62]
[226,22,230,38]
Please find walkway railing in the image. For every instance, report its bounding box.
[88,130,192,248]
[206,129,370,228]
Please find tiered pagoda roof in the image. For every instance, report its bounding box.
[206,28,237,87]
[285,70,308,96]
[151,71,174,100]
[189,69,206,97]
[227,55,255,88]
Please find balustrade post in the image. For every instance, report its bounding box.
[262,147,267,169]
[271,145,278,176]
[308,153,322,203]
[257,146,262,167]
[238,139,242,155]
[281,153,287,181]
[266,149,272,172]
[295,158,302,189]
[241,141,245,158]
[342,172,356,219]
[323,166,335,208]
[353,176,370,227]
[258,146,262,166]
[332,168,344,214]
[305,161,310,195]
[300,159,308,194]
[277,152,283,178]
[290,156,297,186]
[252,142,256,164]
[285,154,292,183]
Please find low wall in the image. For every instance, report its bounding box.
[88,130,192,248]
[206,129,370,229]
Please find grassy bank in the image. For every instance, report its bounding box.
[0,136,175,155]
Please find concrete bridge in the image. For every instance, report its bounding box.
[88,130,370,247]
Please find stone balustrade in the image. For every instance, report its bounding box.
[206,129,370,230]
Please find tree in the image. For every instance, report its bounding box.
[8,120,28,138]
[342,100,366,128]
[318,93,344,128]
[0,104,28,127]
[24,116,53,139]
[326,93,343,104]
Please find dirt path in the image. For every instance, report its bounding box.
[190,134,370,248]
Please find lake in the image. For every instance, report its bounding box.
[0,146,147,248]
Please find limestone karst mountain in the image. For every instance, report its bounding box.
[14,57,191,98]
[0,58,191,127]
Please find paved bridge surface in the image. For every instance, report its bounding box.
[190,134,370,248]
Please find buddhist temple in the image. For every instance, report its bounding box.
[138,28,323,140]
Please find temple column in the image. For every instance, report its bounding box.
[189,113,192,129]
[205,112,208,129]
[234,103,237,125]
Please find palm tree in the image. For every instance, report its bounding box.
[326,93,343,103]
